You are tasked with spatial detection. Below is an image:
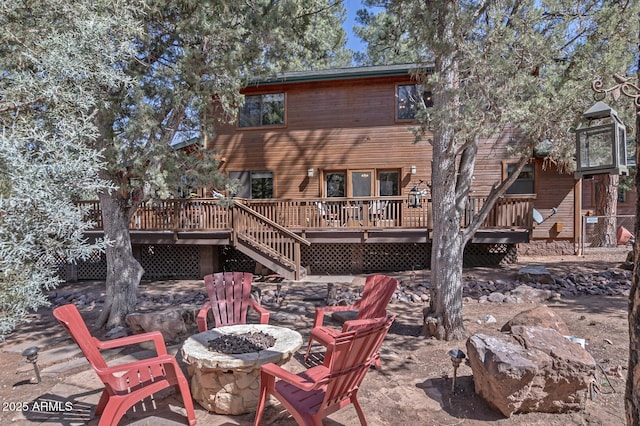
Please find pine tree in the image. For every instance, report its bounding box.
[80,1,350,328]
[0,0,142,339]
[356,1,638,340]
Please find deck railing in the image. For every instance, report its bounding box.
[232,202,310,279]
[78,194,534,232]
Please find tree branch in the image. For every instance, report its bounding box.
[0,97,45,115]
[462,154,530,243]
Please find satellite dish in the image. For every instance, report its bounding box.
[532,208,544,225]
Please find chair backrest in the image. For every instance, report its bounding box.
[53,304,108,370]
[369,200,387,216]
[356,275,398,320]
[316,202,332,217]
[322,315,395,411]
[205,271,254,327]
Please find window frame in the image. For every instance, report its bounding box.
[377,170,400,196]
[238,92,286,129]
[322,171,346,198]
[228,170,275,199]
[396,84,433,122]
[320,169,401,198]
[504,162,536,195]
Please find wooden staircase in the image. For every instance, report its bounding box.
[231,201,310,280]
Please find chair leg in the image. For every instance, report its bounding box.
[176,375,197,426]
[98,398,130,426]
[373,352,382,370]
[304,337,315,363]
[352,394,368,426]
[94,389,110,417]
[254,371,273,426]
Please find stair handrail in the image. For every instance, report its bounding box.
[232,200,310,246]
[232,200,310,279]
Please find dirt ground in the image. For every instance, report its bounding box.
[0,250,632,425]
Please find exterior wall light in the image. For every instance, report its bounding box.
[575,101,628,178]
[410,165,417,174]
[307,168,314,177]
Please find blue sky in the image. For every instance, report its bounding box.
[343,0,366,53]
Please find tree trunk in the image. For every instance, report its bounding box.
[423,143,467,340]
[421,1,466,341]
[592,174,619,247]
[628,259,640,425]
[625,84,640,425]
[95,192,144,329]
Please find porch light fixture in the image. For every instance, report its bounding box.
[574,101,628,178]
[410,165,417,174]
[307,168,314,177]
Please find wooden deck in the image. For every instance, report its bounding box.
[77,195,533,279]
[79,195,534,244]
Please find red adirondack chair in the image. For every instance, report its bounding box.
[196,271,270,332]
[304,274,398,368]
[254,315,396,426]
[53,304,196,426]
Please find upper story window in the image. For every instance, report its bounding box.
[238,93,285,128]
[397,84,433,121]
[506,163,535,194]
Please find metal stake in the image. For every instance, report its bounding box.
[22,346,41,384]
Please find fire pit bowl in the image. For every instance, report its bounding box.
[181,324,303,414]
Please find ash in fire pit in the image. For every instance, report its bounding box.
[208,331,276,354]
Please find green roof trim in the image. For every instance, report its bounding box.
[248,63,434,86]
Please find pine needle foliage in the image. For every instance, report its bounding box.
[0,0,142,339]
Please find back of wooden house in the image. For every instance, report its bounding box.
[68,65,590,281]
[208,65,579,264]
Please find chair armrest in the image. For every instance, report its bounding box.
[95,354,177,379]
[261,363,328,392]
[196,301,212,332]
[249,298,270,324]
[313,305,357,328]
[94,331,168,355]
[343,316,387,331]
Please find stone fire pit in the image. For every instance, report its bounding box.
[181,324,303,415]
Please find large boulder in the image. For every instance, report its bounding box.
[500,305,570,335]
[126,309,189,343]
[466,326,596,417]
[517,265,555,284]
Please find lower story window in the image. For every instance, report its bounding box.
[325,172,346,197]
[323,170,399,197]
[378,171,399,196]
[229,171,274,199]
[506,163,535,194]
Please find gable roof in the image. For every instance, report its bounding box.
[249,63,434,86]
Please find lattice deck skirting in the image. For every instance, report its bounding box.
[61,242,517,281]
[463,243,517,267]
[64,245,200,281]
[221,243,516,276]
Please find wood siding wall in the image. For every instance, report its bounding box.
[208,74,577,242]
